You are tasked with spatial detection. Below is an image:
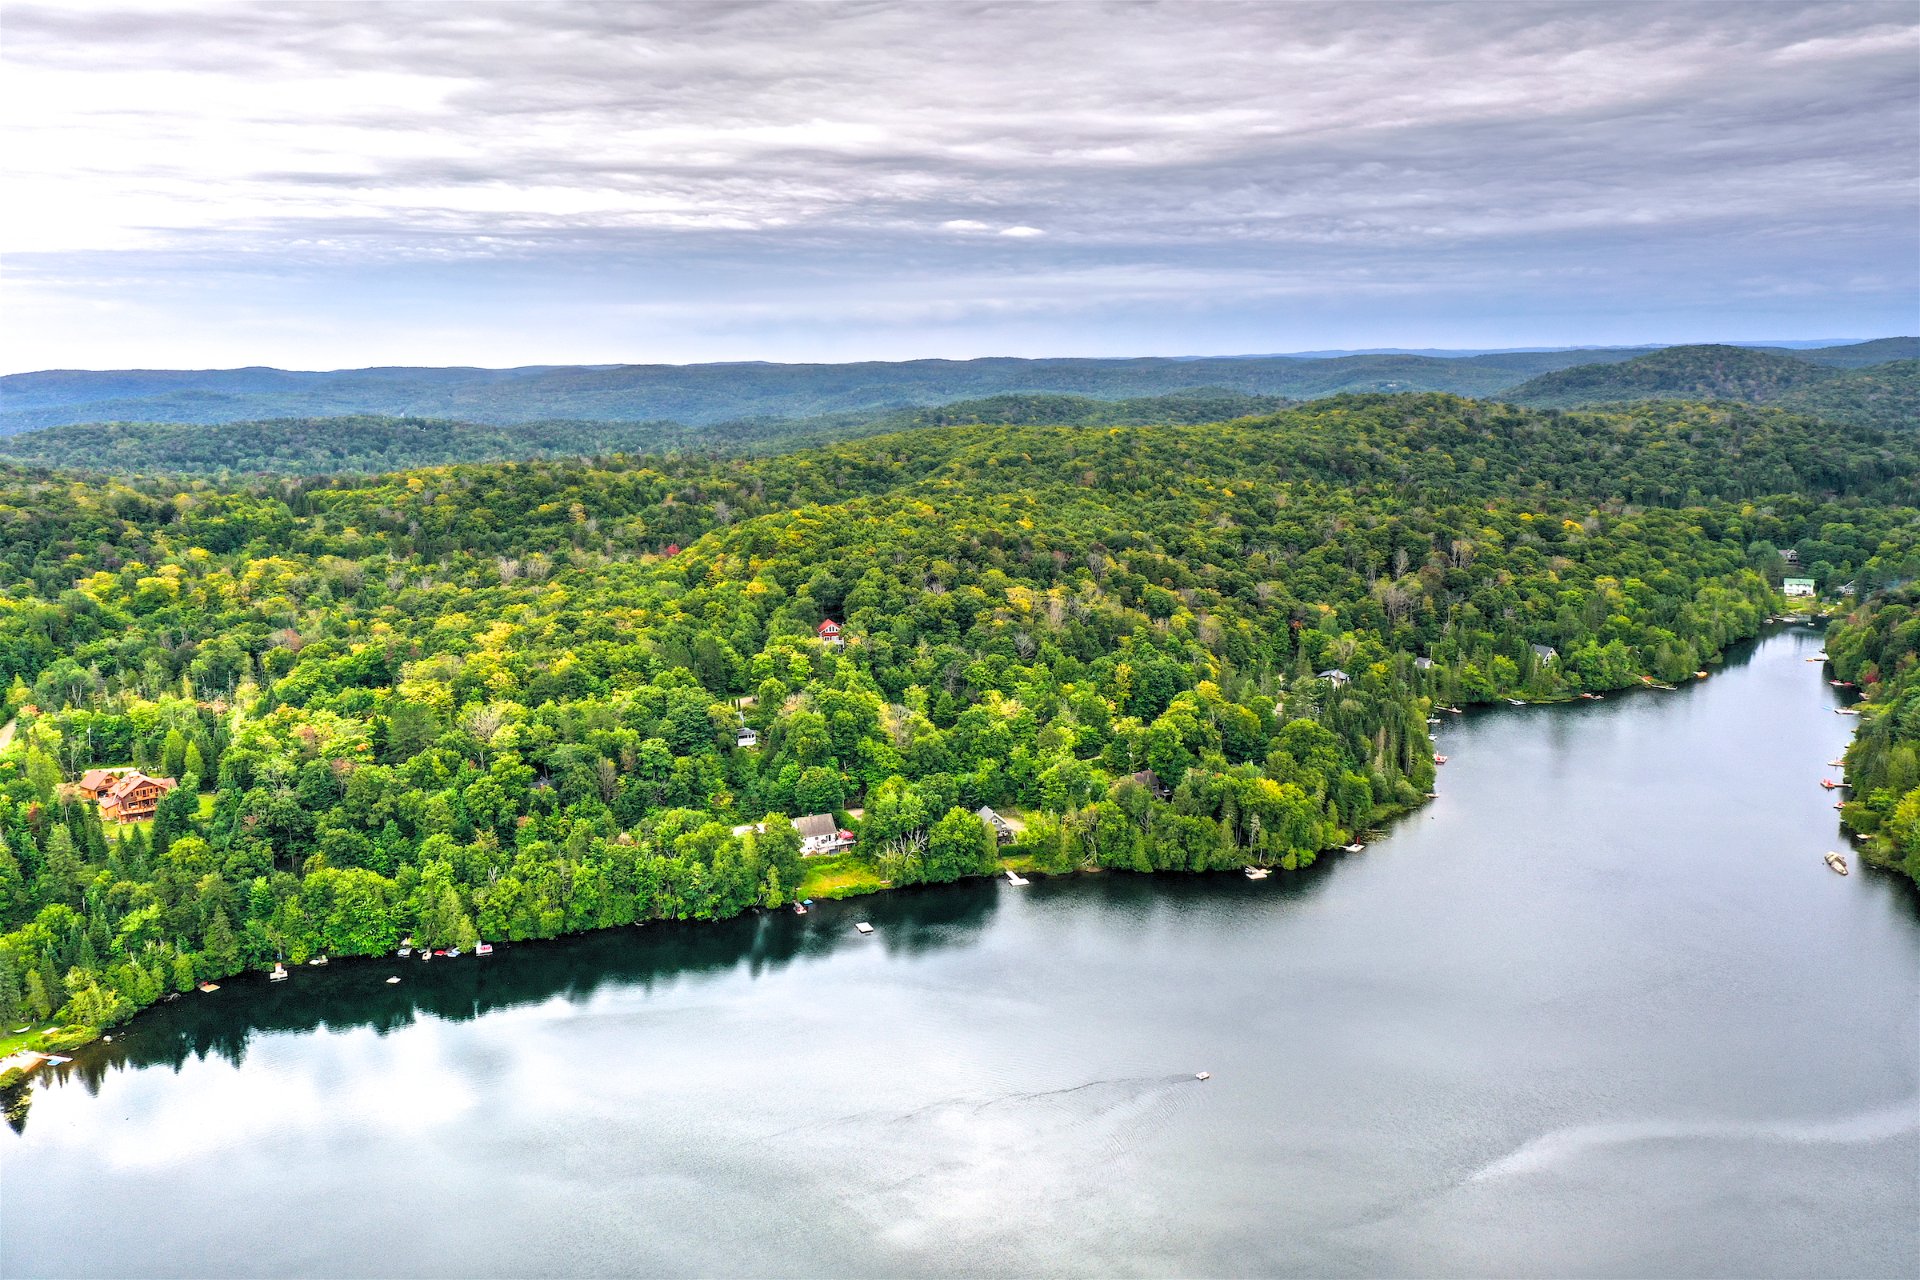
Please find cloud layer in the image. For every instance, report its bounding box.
[2,1,1914,370]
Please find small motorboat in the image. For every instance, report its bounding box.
[1433,753,1448,765]
[1836,707,1860,716]
[1446,706,1463,714]
[1820,779,1841,790]
[1427,716,1441,725]
[1830,680,1854,688]
[269,963,288,982]
[1244,866,1270,880]
[197,981,219,993]
[386,976,402,985]
[1828,759,1846,767]
[1695,670,1709,679]
[854,922,875,935]
[445,948,462,959]
[793,901,808,915]
[1195,1071,1211,1081]
[1506,698,1525,706]
[1824,851,1849,875]
[398,937,413,957]
[474,942,493,956]
[307,955,328,967]
[1343,842,1366,853]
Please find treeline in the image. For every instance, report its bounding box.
[0,391,1291,478]
[1829,587,1920,885]
[1,391,1917,1042]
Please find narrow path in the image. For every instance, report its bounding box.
[0,717,16,753]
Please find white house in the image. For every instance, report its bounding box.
[1783,577,1816,597]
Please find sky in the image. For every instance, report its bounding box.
[1,0,1916,373]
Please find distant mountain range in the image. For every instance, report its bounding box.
[0,339,1911,477]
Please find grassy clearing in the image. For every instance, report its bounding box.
[797,854,888,899]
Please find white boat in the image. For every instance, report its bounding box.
[475,942,493,956]
[1343,842,1366,853]
[307,954,328,967]
[854,922,874,935]
[1195,1071,1211,1080]
[1244,866,1269,880]
[386,976,401,984]
[1506,698,1525,706]
[445,948,462,959]
[1825,851,1849,875]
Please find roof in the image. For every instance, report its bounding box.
[976,806,1007,825]
[1317,668,1349,681]
[78,768,121,791]
[1129,769,1165,792]
[817,619,841,632]
[104,771,174,800]
[1531,643,1558,657]
[794,813,838,839]
[1783,577,1816,586]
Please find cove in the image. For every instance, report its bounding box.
[3,627,1916,1278]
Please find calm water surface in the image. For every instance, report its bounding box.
[4,628,1917,1277]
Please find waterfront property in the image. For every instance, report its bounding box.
[976,806,1014,845]
[1784,577,1816,597]
[794,813,854,856]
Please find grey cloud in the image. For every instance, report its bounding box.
[1,1,1913,367]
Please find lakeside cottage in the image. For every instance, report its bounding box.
[1783,577,1816,597]
[1413,656,1434,671]
[794,813,854,856]
[1531,644,1558,664]
[1317,668,1350,687]
[817,619,844,647]
[976,805,1014,845]
[97,771,176,823]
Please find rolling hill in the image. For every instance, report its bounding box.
[1503,344,1919,430]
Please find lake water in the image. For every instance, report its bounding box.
[4,627,1916,1278]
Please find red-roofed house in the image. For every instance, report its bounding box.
[817,619,844,647]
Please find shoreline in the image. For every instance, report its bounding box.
[17,617,1833,1066]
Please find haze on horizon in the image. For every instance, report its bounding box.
[1,0,1915,376]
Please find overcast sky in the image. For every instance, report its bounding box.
[2,0,1915,372]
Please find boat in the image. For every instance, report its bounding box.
[197,981,219,993]
[445,948,462,959]
[1506,698,1525,706]
[1835,707,1860,716]
[1005,870,1030,886]
[1820,779,1841,790]
[1243,866,1269,880]
[793,901,808,914]
[1343,842,1366,853]
[419,949,431,961]
[1446,706,1463,714]
[1834,801,1845,810]
[1426,716,1441,725]
[398,937,413,957]
[1825,851,1849,875]
[1433,753,1448,764]
[1828,759,1845,766]
[386,976,401,985]
[854,922,874,935]
[1195,1071,1211,1081]
[474,942,493,956]
[308,954,329,967]
[269,963,288,982]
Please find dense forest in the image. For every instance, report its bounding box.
[0,391,1292,477]
[1505,344,1920,430]
[1828,587,1920,886]
[0,390,1915,1050]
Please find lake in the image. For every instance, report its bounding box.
[4,627,1916,1277]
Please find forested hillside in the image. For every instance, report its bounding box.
[1829,588,1920,886]
[0,392,1915,1045]
[0,348,1656,434]
[1504,344,1919,430]
[0,391,1291,477]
